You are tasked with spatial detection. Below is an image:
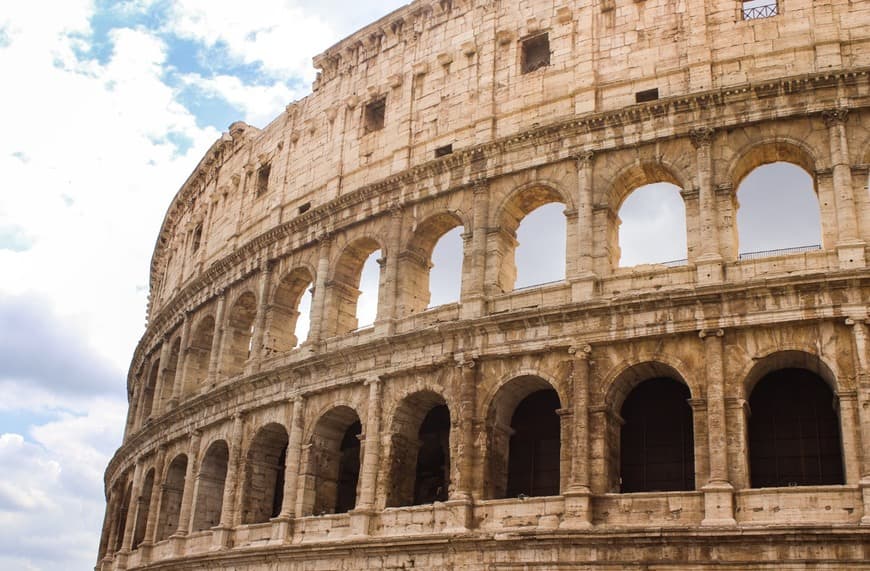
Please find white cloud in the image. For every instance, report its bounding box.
[180,72,304,127]
[166,0,335,81]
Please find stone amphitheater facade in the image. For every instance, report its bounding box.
[98,1,870,569]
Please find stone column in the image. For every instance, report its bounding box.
[375,205,402,335]
[138,447,166,562]
[207,293,227,383]
[308,236,332,345]
[572,152,597,300]
[691,127,723,283]
[169,313,191,407]
[274,397,304,542]
[700,328,736,526]
[562,345,593,529]
[114,460,144,570]
[846,317,870,524]
[248,263,273,373]
[213,413,244,549]
[460,179,490,319]
[350,378,382,535]
[101,489,122,563]
[172,430,202,544]
[452,356,477,500]
[823,109,866,268]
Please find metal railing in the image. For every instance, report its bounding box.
[743,2,778,20]
[738,244,821,261]
[660,258,689,268]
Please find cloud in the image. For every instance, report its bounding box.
[180,72,304,127]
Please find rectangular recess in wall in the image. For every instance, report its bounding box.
[435,144,453,158]
[635,88,659,103]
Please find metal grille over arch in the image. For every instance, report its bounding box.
[748,368,844,488]
[300,406,362,516]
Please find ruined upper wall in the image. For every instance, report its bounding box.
[147,0,870,320]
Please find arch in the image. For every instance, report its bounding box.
[620,378,695,492]
[241,423,289,524]
[386,390,451,507]
[268,267,315,352]
[328,236,383,336]
[617,183,688,267]
[747,368,844,488]
[398,211,465,315]
[113,479,134,552]
[192,440,229,531]
[183,315,215,392]
[132,468,155,548]
[159,337,181,410]
[742,350,838,398]
[156,454,188,541]
[221,291,257,377]
[140,360,160,425]
[299,406,362,516]
[485,375,561,499]
[728,139,818,191]
[494,183,568,292]
[608,161,687,212]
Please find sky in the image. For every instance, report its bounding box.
[0,2,821,570]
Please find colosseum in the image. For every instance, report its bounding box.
[98,0,870,569]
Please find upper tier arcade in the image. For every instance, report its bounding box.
[101,1,870,570]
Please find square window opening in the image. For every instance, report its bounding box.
[364,98,386,133]
[257,163,271,196]
[521,33,550,74]
[435,144,453,158]
[192,225,203,252]
[298,202,311,215]
[635,88,659,103]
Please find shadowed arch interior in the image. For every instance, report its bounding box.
[748,368,844,488]
[619,377,694,493]
[221,292,257,377]
[300,406,362,516]
[156,454,188,541]
[192,440,229,531]
[242,423,288,524]
[386,391,450,507]
[268,268,314,352]
[140,360,160,425]
[113,480,133,552]
[184,316,215,392]
[398,212,464,315]
[159,338,181,410]
[486,376,561,499]
[132,468,155,548]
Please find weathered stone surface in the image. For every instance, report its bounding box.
[99,0,870,569]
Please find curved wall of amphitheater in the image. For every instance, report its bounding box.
[99,0,870,569]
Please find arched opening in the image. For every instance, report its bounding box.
[736,162,822,257]
[619,378,694,492]
[113,480,133,552]
[398,213,464,314]
[156,454,188,541]
[132,468,155,548]
[486,376,561,499]
[159,338,180,409]
[183,316,214,392]
[386,392,451,507]
[242,423,288,524]
[748,368,844,488]
[301,407,362,516]
[140,360,159,424]
[497,187,567,293]
[329,238,382,336]
[268,268,314,353]
[221,292,257,377]
[192,440,229,531]
[617,183,688,267]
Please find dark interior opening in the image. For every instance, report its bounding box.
[364,98,386,133]
[522,33,551,74]
[749,368,843,488]
[413,405,450,504]
[620,378,694,493]
[435,144,453,158]
[506,389,561,497]
[635,88,660,103]
[334,420,362,513]
[270,446,287,518]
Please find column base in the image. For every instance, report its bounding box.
[169,533,188,557]
[570,273,598,302]
[701,482,737,527]
[111,550,129,571]
[695,255,724,284]
[560,489,593,530]
[269,516,293,544]
[210,525,234,550]
[860,479,870,525]
[443,498,473,531]
[136,542,154,563]
[837,240,867,269]
[349,508,374,537]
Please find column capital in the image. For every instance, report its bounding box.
[699,328,724,339]
[365,376,383,387]
[569,344,592,359]
[846,317,867,327]
[689,126,715,148]
[573,150,594,166]
[454,353,478,369]
[471,177,489,194]
[821,108,849,127]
